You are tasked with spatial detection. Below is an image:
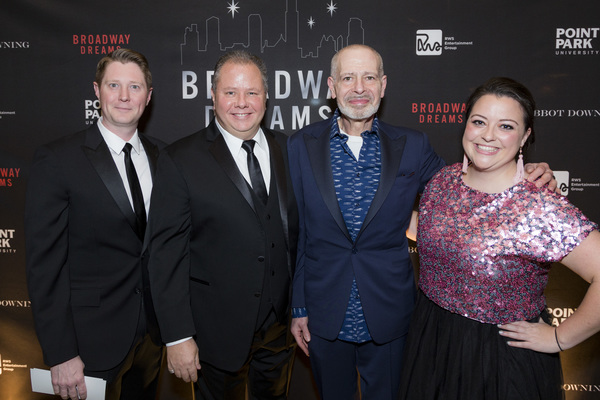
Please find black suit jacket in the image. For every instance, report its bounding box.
[148,120,298,371]
[25,124,165,371]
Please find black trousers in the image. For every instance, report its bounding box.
[85,304,163,400]
[85,332,163,400]
[195,310,296,400]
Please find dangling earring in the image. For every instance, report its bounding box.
[462,154,469,174]
[513,147,524,185]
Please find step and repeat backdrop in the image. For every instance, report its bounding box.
[1,0,599,398]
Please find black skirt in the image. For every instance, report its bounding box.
[398,291,564,400]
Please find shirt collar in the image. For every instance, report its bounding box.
[215,118,267,153]
[96,117,142,155]
[329,108,380,140]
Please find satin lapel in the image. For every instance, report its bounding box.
[304,128,351,241]
[207,124,257,214]
[357,129,407,240]
[140,135,160,178]
[82,126,138,235]
[140,135,159,250]
[265,131,290,259]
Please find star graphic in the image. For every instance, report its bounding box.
[227,0,240,18]
[307,16,316,29]
[326,1,337,17]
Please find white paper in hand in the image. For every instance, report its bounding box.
[30,368,106,400]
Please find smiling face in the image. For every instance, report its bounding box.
[328,46,387,122]
[463,94,531,178]
[211,61,267,140]
[93,61,152,139]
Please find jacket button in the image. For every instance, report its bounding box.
[254,292,261,298]
[352,247,358,254]
[135,288,142,294]
[258,256,265,262]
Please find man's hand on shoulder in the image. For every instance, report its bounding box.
[50,356,87,400]
[167,338,201,383]
[525,162,558,192]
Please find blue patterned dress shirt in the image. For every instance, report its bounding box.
[293,109,381,343]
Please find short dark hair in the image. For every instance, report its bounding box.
[465,77,536,150]
[212,50,268,92]
[95,48,152,89]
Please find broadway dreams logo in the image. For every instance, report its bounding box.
[0,167,20,187]
[72,34,131,55]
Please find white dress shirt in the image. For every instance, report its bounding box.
[216,119,271,194]
[96,117,152,217]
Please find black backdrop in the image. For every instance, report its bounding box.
[1,0,599,398]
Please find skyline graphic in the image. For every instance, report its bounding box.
[180,0,365,64]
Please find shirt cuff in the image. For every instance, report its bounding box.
[292,307,307,318]
[166,337,193,347]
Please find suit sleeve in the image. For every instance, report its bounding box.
[25,145,79,367]
[147,150,196,343]
[287,134,307,309]
[417,132,446,193]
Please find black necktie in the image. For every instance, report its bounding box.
[242,140,268,205]
[123,143,147,239]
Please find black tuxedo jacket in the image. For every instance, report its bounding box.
[25,124,164,371]
[148,120,298,371]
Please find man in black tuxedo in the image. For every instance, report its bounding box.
[148,50,298,399]
[25,48,164,400]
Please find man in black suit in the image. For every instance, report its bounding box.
[148,50,298,399]
[25,48,164,400]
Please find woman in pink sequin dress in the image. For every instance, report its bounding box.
[399,77,600,399]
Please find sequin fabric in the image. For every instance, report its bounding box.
[418,163,598,324]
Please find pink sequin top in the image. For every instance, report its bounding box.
[418,163,598,324]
